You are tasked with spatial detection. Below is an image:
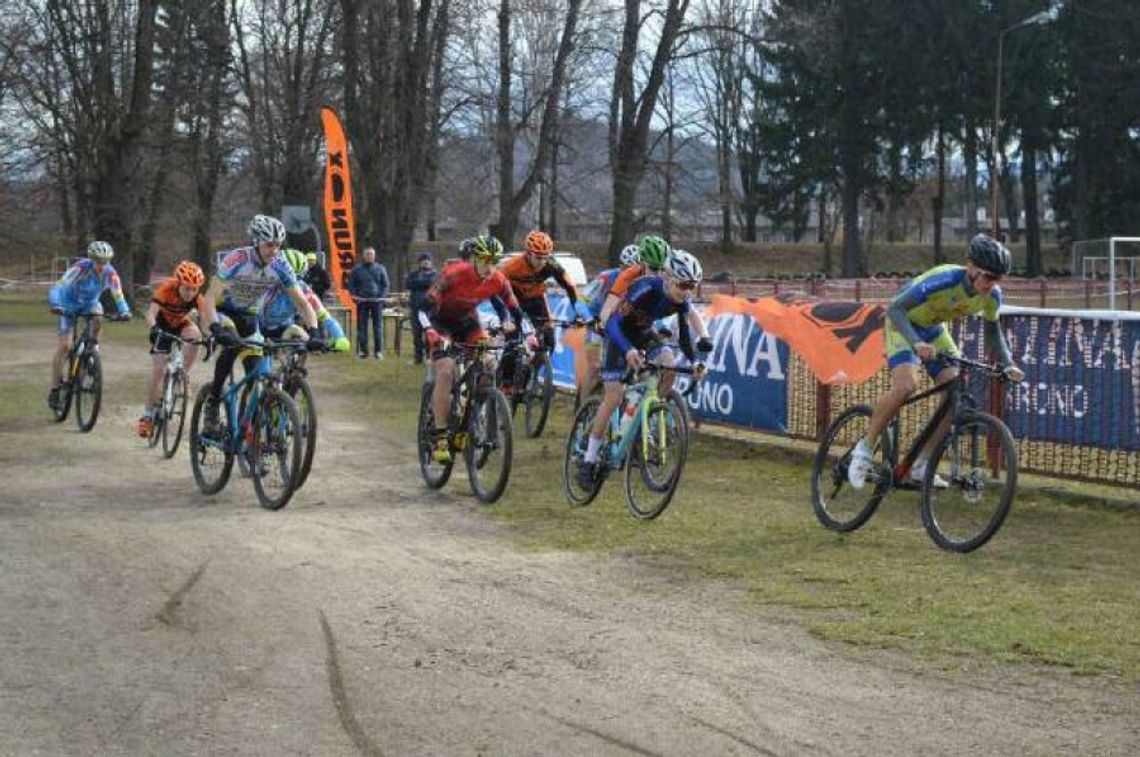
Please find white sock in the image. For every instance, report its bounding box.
[855,438,871,455]
[584,435,603,464]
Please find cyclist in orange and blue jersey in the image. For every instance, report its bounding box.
[848,234,1026,489]
[577,249,713,489]
[47,241,132,410]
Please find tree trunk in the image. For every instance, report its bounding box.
[963,125,979,238]
[932,123,945,265]
[492,0,514,246]
[1000,152,1019,243]
[1021,133,1041,276]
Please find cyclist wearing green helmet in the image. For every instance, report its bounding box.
[598,235,671,327]
[282,249,308,276]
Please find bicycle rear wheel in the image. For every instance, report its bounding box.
[921,410,1018,552]
[563,397,604,507]
[810,404,892,532]
[625,399,687,520]
[465,387,513,503]
[250,388,302,510]
[523,352,554,438]
[418,382,453,489]
[74,352,102,433]
[287,376,318,489]
[160,370,189,459]
[189,384,234,494]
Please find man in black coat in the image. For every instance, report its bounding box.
[303,252,332,300]
[347,246,390,359]
[404,251,438,364]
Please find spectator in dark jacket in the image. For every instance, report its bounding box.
[303,252,332,300]
[348,247,390,359]
[404,251,438,364]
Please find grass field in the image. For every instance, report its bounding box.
[4,288,1138,682]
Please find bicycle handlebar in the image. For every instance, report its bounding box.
[937,352,1018,382]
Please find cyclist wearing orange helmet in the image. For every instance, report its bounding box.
[497,229,579,354]
[136,260,207,437]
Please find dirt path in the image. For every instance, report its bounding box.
[0,329,1136,756]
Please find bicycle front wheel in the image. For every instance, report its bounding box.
[465,387,513,504]
[189,384,234,494]
[523,352,554,438]
[921,410,1018,552]
[250,388,302,510]
[287,376,318,489]
[74,353,102,433]
[417,381,453,489]
[563,397,604,507]
[810,404,892,532]
[624,399,687,520]
[160,370,189,459]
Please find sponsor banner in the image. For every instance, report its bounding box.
[320,107,357,311]
[707,293,885,385]
[960,311,1140,451]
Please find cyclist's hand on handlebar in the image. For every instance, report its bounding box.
[696,336,714,354]
[625,348,645,372]
[1001,364,1025,383]
[503,321,517,335]
[209,322,240,348]
[915,342,935,362]
[148,323,162,341]
[110,312,131,322]
[693,361,708,379]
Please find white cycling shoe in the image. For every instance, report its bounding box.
[847,441,873,490]
[910,460,949,489]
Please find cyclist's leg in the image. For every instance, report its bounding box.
[51,315,73,388]
[915,332,960,460]
[586,340,627,455]
[520,297,553,354]
[180,320,202,372]
[146,327,173,409]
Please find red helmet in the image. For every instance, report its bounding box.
[174,260,205,288]
[524,230,554,257]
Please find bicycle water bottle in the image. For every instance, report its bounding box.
[616,385,642,439]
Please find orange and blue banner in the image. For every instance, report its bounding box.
[320,106,357,311]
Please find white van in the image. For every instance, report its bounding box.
[501,251,588,287]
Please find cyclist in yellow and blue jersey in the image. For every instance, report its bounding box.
[259,249,350,351]
[848,234,1026,489]
[47,241,132,409]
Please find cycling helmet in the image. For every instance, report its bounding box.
[967,234,1012,276]
[471,235,504,263]
[87,241,114,261]
[458,237,477,260]
[664,249,703,284]
[248,214,287,245]
[638,235,670,269]
[282,248,308,275]
[524,230,554,257]
[174,260,205,288]
[619,244,640,268]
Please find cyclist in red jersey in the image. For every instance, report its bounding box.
[420,235,523,462]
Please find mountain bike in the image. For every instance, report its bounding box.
[417,338,513,503]
[270,335,329,490]
[188,333,303,510]
[146,331,211,459]
[811,353,1019,552]
[49,311,129,432]
[563,362,700,520]
[496,319,580,438]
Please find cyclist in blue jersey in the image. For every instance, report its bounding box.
[576,249,713,489]
[577,243,641,398]
[848,234,1026,489]
[198,215,320,435]
[259,249,349,350]
[47,241,132,409]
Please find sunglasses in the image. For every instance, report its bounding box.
[978,271,1003,283]
[674,280,697,291]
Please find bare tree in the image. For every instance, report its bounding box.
[606,0,691,263]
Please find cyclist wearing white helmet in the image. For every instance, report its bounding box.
[47,241,132,410]
[198,214,320,436]
[577,248,713,490]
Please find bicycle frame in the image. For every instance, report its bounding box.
[600,364,697,474]
[67,315,100,381]
[205,340,284,455]
[886,356,996,483]
[444,342,500,444]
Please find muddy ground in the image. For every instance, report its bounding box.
[0,326,1136,756]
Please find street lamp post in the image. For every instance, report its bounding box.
[990,6,1058,238]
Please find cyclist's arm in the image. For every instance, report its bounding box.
[983,288,1013,366]
[551,265,578,305]
[604,300,636,356]
[145,301,160,329]
[287,285,319,330]
[105,268,131,316]
[199,276,225,328]
[685,307,710,341]
[496,277,525,330]
[886,285,926,350]
[489,295,509,325]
